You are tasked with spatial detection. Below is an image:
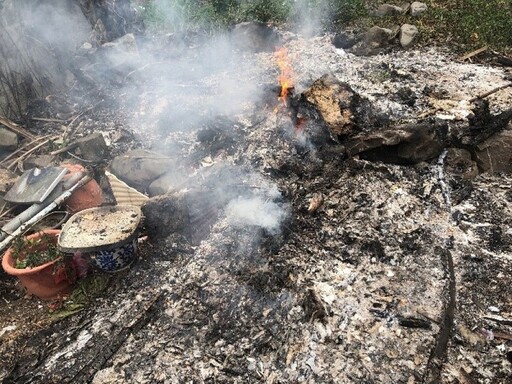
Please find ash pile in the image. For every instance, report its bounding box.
[1,4,512,384]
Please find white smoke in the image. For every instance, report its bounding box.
[226,196,287,235]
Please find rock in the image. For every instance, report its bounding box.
[410,2,428,16]
[473,130,512,173]
[110,149,175,193]
[373,4,404,16]
[0,127,18,151]
[332,31,359,49]
[393,87,417,106]
[23,155,56,170]
[365,26,395,48]
[0,168,16,195]
[231,22,280,52]
[347,121,449,164]
[350,26,396,56]
[399,24,419,49]
[399,2,411,13]
[74,133,109,163]
[148,170,188,197]
[300,74,387,141]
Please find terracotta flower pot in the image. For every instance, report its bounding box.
[62,163,104,213]
[1,229,74,300]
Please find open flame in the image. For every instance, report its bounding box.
[274,47,294,107]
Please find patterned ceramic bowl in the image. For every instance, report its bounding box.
[90,239,137,272]
[59,206,142,273]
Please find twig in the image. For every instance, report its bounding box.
[62,115,83,142]
[0,116,36,140]
[458,46,488,61]
[419,82,512,118]
[31,117,67,123]
[469,82,512,102]
[62,100,102,142]
[66,151,95,163]
[483,314,512,326]
[0,206,16,220]
[0,134,53,165]
[6,135,59,170]
[50,142,80,156]
[124,61,165,80]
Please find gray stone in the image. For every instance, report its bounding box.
[231,22,280,52]
[410,2,428,16]
[0,127,18,151]
[400,24,419,49]
[110,149,175,193]
[0,168,16,194]
[23,155,56,170]
[332,32,359,49]
[350,26,396,56]
[365,26,395,48]
[374,4,404,16]
[148,170,188,197]
[74,133,109,163]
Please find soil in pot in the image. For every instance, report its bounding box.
[1,229,75,300]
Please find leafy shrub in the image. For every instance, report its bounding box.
[139,0,365,32]
[139,0,511,51]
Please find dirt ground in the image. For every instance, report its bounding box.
[1,32,512,383]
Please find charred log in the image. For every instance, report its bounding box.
[298,74,388,143]
[346,121,449,164]
[456,99,512,146]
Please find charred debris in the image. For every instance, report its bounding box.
[0,7,512,384]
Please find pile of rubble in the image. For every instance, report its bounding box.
[1,18,512,384]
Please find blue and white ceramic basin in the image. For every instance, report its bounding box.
[59,205,142,272]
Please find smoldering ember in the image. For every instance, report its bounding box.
[0,1,512,383]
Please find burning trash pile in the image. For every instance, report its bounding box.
[1,2,512,383]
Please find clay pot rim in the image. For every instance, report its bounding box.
[2,229,62,276]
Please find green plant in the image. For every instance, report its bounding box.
[139,0,366,33]
[415,0,512,51]
[50,273,110,320]
[11,233,63,269]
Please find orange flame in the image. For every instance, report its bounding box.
[274,47,294,107]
